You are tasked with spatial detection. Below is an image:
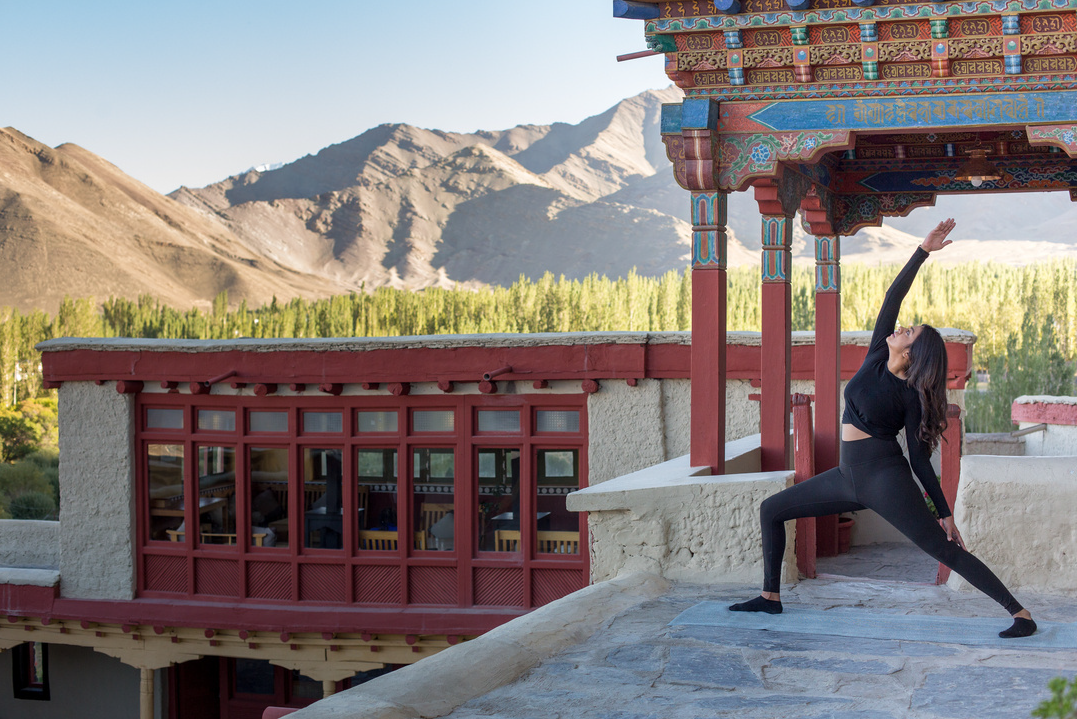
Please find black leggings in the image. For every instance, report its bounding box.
[760,436,1023,615]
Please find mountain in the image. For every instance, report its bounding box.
[4,88,1077,314]
[171,88,697,291]
[0,128,344,313]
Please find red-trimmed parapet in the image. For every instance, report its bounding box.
[1012,396,1077,426]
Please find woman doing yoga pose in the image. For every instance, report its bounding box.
[729,219,1036,639]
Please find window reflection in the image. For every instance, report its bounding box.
[304,448,343,549]
[357,449,397,544]
[413,448,454,551]
[536,449,580,555]
[477,448,520,552]
[250,447,289,547]
[147,444,184,542]
[196,446,236,546]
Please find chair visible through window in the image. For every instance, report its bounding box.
[537,530,580,554]
[358,530,427,551]
[494,529,520,552]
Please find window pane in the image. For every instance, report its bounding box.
[536,449,580,555]
[250,411,288,433]
[303,448,343,550]
[147,444,184,542]
[357,411,398,433]
[28,642,45,686]
[234,659,275,695]
[146,408,183,429]
[198,410,235,432]
[304,412,342,434]
[358,449,398,550]
[413,448,454,552]
[291,669,322,699]
[196,447,236,547]
[536,410,580,433]
[413,410,454,432]
[250,447,289,548]
[477,410,520,433]
[477,448,521,553]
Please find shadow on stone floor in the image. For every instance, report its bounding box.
[816,542,938,584]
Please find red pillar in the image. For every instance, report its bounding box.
[814,234,841,556]
[792,394,817,578]
[936,403,963,584]
[690,191,728,474]
[760,214,792,472]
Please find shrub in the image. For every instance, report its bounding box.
[965,311,1076,433]
[0,461,53,509]
[1034,676,1077,719]
[9,491,56,520]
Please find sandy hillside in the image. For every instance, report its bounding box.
[0,128,347,313]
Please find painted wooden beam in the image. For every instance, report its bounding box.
[613,0,659,20]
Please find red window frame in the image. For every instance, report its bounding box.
[135,391,588,609]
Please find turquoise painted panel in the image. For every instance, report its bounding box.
[748,90,1077,132]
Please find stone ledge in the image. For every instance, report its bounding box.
[284,572,669,719]
[0,568,60,587]
[949,454,1077,594]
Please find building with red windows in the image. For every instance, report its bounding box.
[0,329,973,718]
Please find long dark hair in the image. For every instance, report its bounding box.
[905,324,949,451]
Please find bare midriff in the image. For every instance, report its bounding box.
[841,423,872,442]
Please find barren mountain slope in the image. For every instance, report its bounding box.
[172,88,690,290]
[0,128,346,313]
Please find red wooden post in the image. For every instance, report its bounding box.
[679,98,728,475]
[814,234,841,556]
[689,191,728,474]
[936,403,963,584]
[792,393,817,578]
[760,214,793,471]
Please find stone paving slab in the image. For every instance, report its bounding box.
[671,603,1077,648]
[442,578,1077,719]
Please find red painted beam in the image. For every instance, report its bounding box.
[6,596,527,636]
[42,343,659,384]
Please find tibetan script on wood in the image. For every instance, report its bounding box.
[1025,56,1077,73]
[819,26,851,44]
[749,29,783,47]
[693,71,730,86]
[747,91,1070,131]
[885,22,922,40]
[1030,14,1064,33]
[815,65,863,82]
[880,62,932,79]
[952,59,1005,75]
[747,68,795,84]
[685,34,716,51]
[956,18,992,36]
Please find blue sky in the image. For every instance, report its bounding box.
[2,1,669,193]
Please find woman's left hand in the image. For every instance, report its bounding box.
[940,516,965,549]
[921,218,956,253]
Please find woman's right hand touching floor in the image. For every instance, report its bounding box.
[920,218,956,253]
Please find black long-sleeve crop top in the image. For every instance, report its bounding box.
[841,246,951,519]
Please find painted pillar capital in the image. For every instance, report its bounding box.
[691,191,728,269]
[814,234,840,293]
[761,215,792,284]
[661,99,725,192]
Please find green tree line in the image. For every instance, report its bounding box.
[1,259,1075,433]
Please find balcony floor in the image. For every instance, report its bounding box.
[437,573,1077,719]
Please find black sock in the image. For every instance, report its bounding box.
[999,617,1036,638]
[729,596,783,614]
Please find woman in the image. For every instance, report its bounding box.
[730,218,1036,639]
